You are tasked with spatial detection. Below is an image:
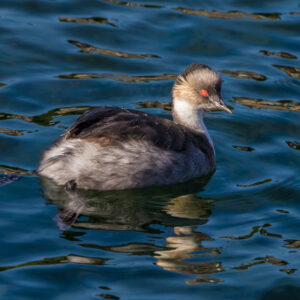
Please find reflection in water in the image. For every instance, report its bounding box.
[185,277,223,285]
[163,195,214,220]
[0,106,92,127]
[154,223,223,279]
[273,65,300,79]
[59,73,177,82]
[0,164,33,176]
[259,229,282,239]
[81,242,168,256]
[233,97,300,112]
[286,141,300,151]
[280,268,296,274]
[276,209,289,214]
[156,258,223,275]
[253,256,288,266]
[0,174,20,187]
[232,145,255,152]
[98,293,119,300]
[222,225,261,240]
[259,50,297,59]
[39,176,228,283]
[237,178,272,188]
[40,176,213,231]
[59,17,116,27]
[0,128,24,136]
[0,254,108,272]
[221,224,283,240]
[0,164,34,186]
[234,255,288,271]
[104,0,163,9]
[220,70,267,81]
[284,240,300,249]
[68,40,159,59]
[175,8,281,20]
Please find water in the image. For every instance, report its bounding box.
[0,0,300,299]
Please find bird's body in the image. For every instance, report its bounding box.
[37,64,231,191]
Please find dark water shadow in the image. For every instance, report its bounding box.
[40,175,213,232]
[261,283,300,300]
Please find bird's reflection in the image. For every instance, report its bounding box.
[40,175,223,282]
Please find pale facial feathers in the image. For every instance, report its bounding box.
[172,63,230,114]
[172,64,221,106]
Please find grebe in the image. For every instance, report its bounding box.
[37,63,232,191]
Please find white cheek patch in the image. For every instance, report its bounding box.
[172,99,214,152]
[173,100,198,127]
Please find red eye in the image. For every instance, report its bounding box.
[200,89,208,97]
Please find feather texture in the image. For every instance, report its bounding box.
[38,107,215,190]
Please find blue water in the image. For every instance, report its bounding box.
[0,1,300,299]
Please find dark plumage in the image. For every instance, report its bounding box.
[65,106,213,163]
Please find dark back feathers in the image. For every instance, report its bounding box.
[65,107,213,159]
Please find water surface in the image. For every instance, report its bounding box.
[0,0,300,299]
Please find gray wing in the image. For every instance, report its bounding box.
[65,106,211,154]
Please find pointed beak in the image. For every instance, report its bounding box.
[212,97,232,114]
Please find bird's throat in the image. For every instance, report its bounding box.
[172,100,214,149]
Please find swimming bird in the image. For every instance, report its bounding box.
[37,63,232,191]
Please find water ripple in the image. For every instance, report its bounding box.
[59,16,117,27]
[273,65,300,79]
[260,50,297,59]
[58,72,177,82]
[68,40,160,59]
[175,7,282,20]
[220,70,267,81]
[104,0,163,9]
[233,97,300,111]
